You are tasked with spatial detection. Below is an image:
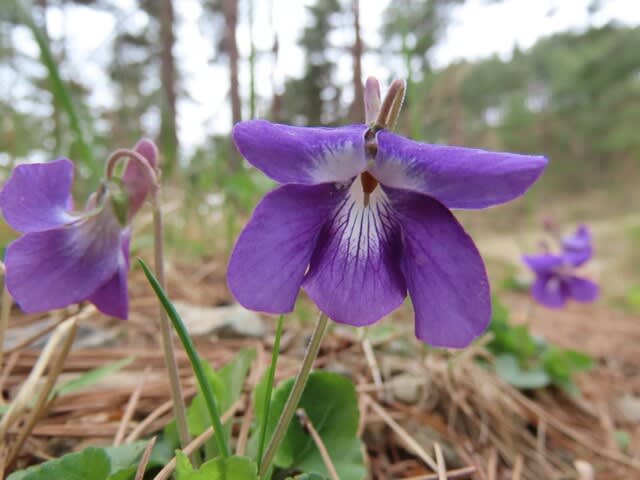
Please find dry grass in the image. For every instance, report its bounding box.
[0,260,638,480]
[2,181,639,478]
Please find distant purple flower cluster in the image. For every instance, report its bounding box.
[227,79,548,348]
[0,139,158,319]
[523,225,599,308]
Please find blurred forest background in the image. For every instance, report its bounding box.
[3,3,640,478]
[0,0,639,298]
[2,0,639,186]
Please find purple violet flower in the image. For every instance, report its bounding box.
[522,252,599,309]
[0,139,158,319]
[561,224,593,267]
[227,79,548,348]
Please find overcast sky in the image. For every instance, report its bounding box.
[16,0,640,152]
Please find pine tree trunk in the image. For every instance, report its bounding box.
[224,0,242,170]
[269,0,281,122]
[349,0,364,123]
[248,0,256,119]
[159,0,179,177]
[449,67,465,145]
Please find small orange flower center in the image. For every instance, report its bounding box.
[360,171,379,207]
[360,171,378,194]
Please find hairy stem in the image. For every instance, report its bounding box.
[105,149,158,187]
[138,259,231,459]
[259,312,329,478]
[0,264,12,371]
[152,192,191,448]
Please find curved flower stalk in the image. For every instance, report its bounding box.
[228,77,548,348]
[523,225,598,308]
[0,139,158,319]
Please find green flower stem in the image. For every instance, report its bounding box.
[139,258,230,459]
[151,194,191,449]
[259,312,329,478]
[0,263,12,370]
[257,315,285,470]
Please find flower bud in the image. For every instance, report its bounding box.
[134,138,159,170]
[120,139,159,219]
[364,76,381,125]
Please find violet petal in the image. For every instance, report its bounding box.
[302,177,406,327]
[87,231,131,319]
[0,159,76,232]
[522,253,564,275]
[122,158,152,219]
[134,138,158,169]
[374,131,548,209]
[121,139,158,219]
[567,276,599,303]
[562,225,593,267]
[5,205,122,313]
[227,183,342,313]
[232,120,367,184]
[387,187,491,348]
[531,274,567,308]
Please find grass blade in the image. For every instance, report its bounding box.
[138,258,230,459]
[53,356,135,397]
[257,315,284,470]
[11,0,95,169]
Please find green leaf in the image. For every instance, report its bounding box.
[287,474,330,480]
[175,451,195,479]
[187,348,255,459]
[253,373,269,436]
[8,448,111,480]
[489,296,510,328]
[7,442,149,480]
[217,348,256,412]
[264,371,365,480]
[162,418,181,452]
[187,362,226,457]
[147,435,176,467]
[107,467,137,480]
[245,371,269,461]
[175,453,258,480]
[542,347,593,392]
[494,354,551,389]
[257,315,284,470]
[103,441,147,474]
[54,357,135,397]
[625,284,640,312]
[614,430,631,452]
[487,298,538,361]
[486,298,593,394]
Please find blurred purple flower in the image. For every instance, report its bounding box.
[0,139,157,319]
[523,252,599,308]
[561,224,593,267]
[226,116,547,347]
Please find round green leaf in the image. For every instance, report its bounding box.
[266,371,365,480]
